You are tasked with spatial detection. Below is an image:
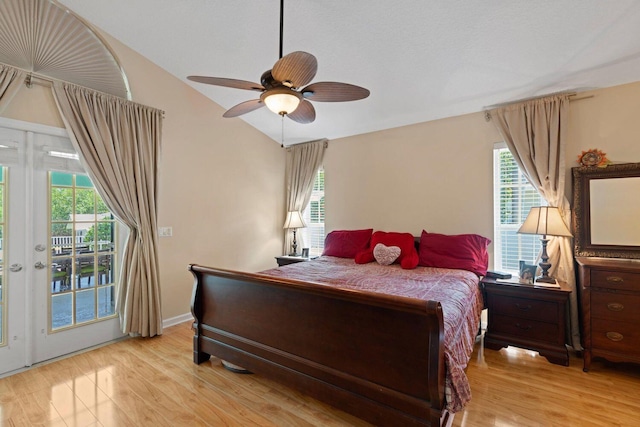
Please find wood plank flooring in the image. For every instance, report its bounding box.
[1,322,639,426]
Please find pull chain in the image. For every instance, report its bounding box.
[281,115,285,147]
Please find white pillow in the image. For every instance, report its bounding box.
[373,243,401,266]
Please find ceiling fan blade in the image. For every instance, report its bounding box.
[187,76,264,91]
[272,51,318,88]
[301,82,370,102]
[223,99,264,118]
[287,100,315,124]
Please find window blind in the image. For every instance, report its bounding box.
[301,168,325,256]
[493,146,546,273]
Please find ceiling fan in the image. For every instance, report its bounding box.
[187,0,369,124]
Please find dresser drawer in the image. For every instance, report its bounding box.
[590,270,640,291]
[591,290,640,323]
[489,295,559,323]
[592,319,640,355]
[491,314,560,343]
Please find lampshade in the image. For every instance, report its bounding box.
[518,207,572,237]
[262,88,302,115]
[283,211,306,229]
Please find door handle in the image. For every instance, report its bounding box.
[10,263,23,272]
[34,261,47,270]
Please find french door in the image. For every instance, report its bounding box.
[0,118,125,376]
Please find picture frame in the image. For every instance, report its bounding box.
[301,247,310,258]
[519,260,538,284]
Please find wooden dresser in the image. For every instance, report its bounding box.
[576,257,640,372]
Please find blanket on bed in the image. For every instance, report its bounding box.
[260,255,484,412]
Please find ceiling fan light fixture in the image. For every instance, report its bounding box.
[262,88,302,115]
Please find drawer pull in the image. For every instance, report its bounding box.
[515,303,532,311]
[515,323,532,331]
[607,302,624,312]
[606,332,624,342]
[606,276,624,284]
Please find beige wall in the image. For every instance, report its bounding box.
[566,81,640,182]
[326,81,640,269]
[325,111,501,255]
[1,34,286,321]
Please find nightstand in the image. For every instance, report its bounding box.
[482,277,571,366]
[275,255,315,267]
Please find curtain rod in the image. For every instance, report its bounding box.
[22,70,165,118]
[484,91,585,110]
[483,92,594,121]
[284,138,329,150]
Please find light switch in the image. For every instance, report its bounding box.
[158,227,173,237]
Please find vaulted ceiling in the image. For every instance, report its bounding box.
[57,0,640,144]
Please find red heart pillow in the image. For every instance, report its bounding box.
[355,231,419,269]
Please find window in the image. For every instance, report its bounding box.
[301,168,325,257]
[50,171,118,330]
[0,166,5,346]
[493,145,546,273]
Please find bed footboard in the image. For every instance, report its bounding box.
[189,264,446,426]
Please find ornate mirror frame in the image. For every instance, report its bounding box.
[572,162,640,259]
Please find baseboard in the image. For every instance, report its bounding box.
[163,312,194,328]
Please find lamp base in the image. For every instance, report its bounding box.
[536,236,556,284]
[535,275,557,284]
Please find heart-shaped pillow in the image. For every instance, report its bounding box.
[373,243,401,266]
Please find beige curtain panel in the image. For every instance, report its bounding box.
[491,94,581,351]
[52,82,163,337]
[284,138,327,254]
[0,63,25,114]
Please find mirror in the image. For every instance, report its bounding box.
[572,162,640,259]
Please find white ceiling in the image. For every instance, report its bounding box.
[58,0,640,145]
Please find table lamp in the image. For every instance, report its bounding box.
[283,211,306,256]
[518,206,573,283]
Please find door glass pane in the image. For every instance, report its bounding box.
[75,175,93,188]
[51,224,73,255]
[76,223,94,253]
[51,293,73,329]
[51,171,72,186]
[98,285,115,318]
[75,188,95,215]
[49,172,117,331]
[0,166,5,346]
[76,255,95,289]
[50,256,72,294]
[0,185,4,223]
[76,289,95,324]
[98,253,114,284]
[51,187,73,221]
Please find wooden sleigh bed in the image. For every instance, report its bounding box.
[190,230,487,426]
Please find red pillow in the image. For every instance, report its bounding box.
[418,230,491,275]
[322,229,373,258]
[355,231,419,269]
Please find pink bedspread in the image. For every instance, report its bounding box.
[260,255,483,412]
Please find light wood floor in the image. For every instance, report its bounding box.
[1,322,639,426]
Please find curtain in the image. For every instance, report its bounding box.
[491,94,581,350]
[52,82,163,337]
[0,63,25,114]
[284,138,327,254]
